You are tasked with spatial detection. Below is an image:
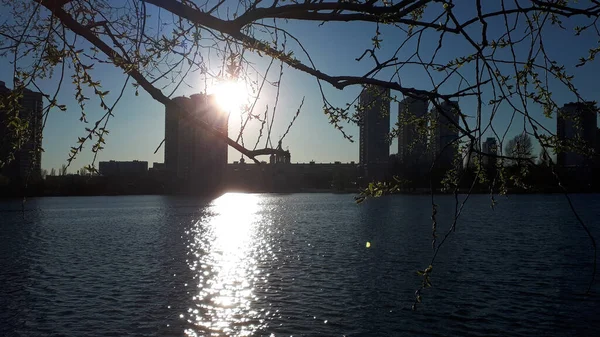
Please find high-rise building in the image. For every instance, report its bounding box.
[164,96,184,177]
[481,137,498,167]
[463,140,482,169]
[358,84,390,182]
[397,96,428,170]
[432,101,461,168]
[164,93,228,193]
[0,81,43,182]
[557,102,598,168]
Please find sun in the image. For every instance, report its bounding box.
[209,80,249,114]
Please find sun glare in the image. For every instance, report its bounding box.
[210,80,249,114]
[184,193,263,336]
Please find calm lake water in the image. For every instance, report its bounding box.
[1,193,599,337]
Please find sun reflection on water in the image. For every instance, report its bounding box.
[183,193,268,337]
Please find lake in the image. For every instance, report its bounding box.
[1,193,599,336]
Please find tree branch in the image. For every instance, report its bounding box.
[38,0,262,163]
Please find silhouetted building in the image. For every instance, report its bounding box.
[557,102,598,168]
[151,162,166,171]
[432,101,461,168]
[463,140,482,169]
[269,141,291,165]
[164,93,228,194]
[482,137,498,167]
[358,85,390,182]
[164,97,182,177]
[99,160,148,176]
[596,128,600,167]
[0,81,43,182]
[224,161,359,192]
[398,96,429,170]
[148,162,167,180]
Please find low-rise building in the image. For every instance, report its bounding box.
[224,161,359,192]
[98,160,148,176]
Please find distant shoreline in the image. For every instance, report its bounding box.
[2,189,599,200]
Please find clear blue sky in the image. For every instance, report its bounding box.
[2,1,599,173]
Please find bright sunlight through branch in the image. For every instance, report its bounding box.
[209,80,249,116]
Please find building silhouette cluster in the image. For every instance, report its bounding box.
[86,93,599,195]
[358,84,466,184]
[357,85,600,189]
[4,78,600,196]
[92,94,229,195]
[93,92,358,195]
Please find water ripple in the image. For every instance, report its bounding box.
[1,194,599,336]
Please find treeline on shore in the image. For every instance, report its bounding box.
[0,170,359,198]
[390,163,600,194]
[1,164,599,198]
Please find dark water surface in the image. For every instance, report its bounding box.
[1,193,599,336]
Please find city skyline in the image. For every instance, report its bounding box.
[1,2,599,173]
[4,70,598,177]
[26,87,600,174]
[9,79,598,174]
[89,96,600,170]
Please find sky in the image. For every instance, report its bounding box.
[2,0,600,173]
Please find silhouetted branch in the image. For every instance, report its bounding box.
[38,0,262,163]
